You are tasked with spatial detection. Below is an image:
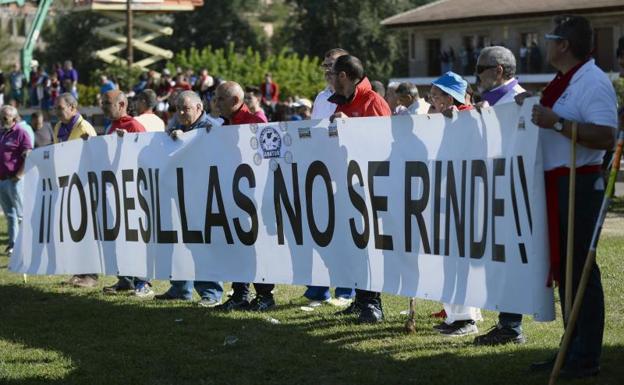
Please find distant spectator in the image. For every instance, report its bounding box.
[519,42,529,73]
[244,87,268,122]
[35,66,50,111]
[384,83,399,113]
[156,69,174,114]
[394,82,430,115]
[529,41,542,73]
[291,98,312,120]
[99,75,117,96]
[617,36,624,77]
[30,111,54,148]
[60,60,78,99]
[370,80,386,97]
[132,73,148,94]
[174,74,192,91]
[260,72,279,106]
[9,64,23,106]
[29,62,40,107]
[134,89,165,132]
[16,114,35,147]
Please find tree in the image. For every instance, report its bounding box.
[273,0,432,82]
[160,0,268,54]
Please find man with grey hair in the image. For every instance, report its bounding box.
[475,45,526,106]
[473,45,527,347]
[394,82,430,115]
[0,105,32,256]
[155,90,224,307]
[134,89,165,132]
[102,90,146,135]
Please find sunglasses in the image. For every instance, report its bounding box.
[475,65,498,74]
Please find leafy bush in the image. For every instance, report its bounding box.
[613,78,624,109]
[171,43,326,100]
[76,84,100,107]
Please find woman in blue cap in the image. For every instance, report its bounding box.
[428,71,473,115]
[427,71,482,336]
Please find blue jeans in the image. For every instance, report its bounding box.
[304,286,355,301]
[0,179,23,248]
[167,280,223,301]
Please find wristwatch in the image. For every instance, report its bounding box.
[553,117,565,132]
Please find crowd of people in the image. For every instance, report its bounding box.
[0,14,621,380]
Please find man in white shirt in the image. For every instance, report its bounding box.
[522,15,616,379]
[134,89,165,132]
[307,48,355,306]
[311,48,349,120]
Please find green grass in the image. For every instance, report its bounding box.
[0,222,623,384]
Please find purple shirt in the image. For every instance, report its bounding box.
[0,124,33,179]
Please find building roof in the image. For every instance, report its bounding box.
[382,0,624,27]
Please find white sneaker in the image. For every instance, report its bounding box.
[308,300,328,307]
[134,283,154,298]
[327,297,353,307]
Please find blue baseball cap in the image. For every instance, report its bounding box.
[431,71,467,104]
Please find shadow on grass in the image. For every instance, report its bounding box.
[1,284,623,385]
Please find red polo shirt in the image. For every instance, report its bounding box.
[227,104,268,125]
[333,77,391,118]
[107,115,146,134]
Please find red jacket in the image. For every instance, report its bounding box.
[260,81,279,104]
[332,77,391,118]
[108,115,146,134]
[227,104,268,125]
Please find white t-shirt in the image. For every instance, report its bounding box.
[490,79,526,106]
[394,99,431,115]
[135,112,165,132]
[541,59,618,171]
[311,87,337,119]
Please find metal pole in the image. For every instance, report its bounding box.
[126,0,133,68]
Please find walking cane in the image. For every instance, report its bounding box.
[549,130,624,385]
[564,122,578,323]
[404,297,417,334]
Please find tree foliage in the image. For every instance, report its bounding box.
[160,0,268,54]
[273,0,432,82]
[171,44,325,99]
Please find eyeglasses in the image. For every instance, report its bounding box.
[475,65,498,74]
[544,33,565,41]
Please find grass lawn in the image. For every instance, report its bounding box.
[0,209,623,384]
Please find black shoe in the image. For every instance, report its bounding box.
[154,292,190,301]
[214,297,250,311]
[103,280,134,294]
[357,303,384,324]
[473,325,526,346]
[249,295,276,312]
[336,300,365,316]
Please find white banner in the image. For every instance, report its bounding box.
[10,98,554,320]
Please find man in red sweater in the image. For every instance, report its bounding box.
[102,90,146,135]
[328,55,391,324]
[212,81,273,312]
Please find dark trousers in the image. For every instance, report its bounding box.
[232,282,274,300]
[555,171,604,365]
[355,289,381,306]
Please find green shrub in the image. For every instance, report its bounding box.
[171,43,326,100]
[76,84,100,107]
